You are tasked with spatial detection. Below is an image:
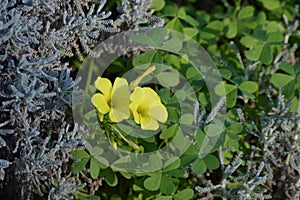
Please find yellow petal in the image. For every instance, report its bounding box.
[141,87,161,105]
[110,77,130,122]
[94,77,112,99]
[129,103,140,124]
[141,116,159,130]
[149,104,168,122]
[91,93,110,114]
[129,87,144,106]
[130,87,161,115]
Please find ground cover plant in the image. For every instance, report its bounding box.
[0,0,299,199]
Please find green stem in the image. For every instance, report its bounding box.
[110,125,140,150]
[232,0,241,19]
[84,59,94,95]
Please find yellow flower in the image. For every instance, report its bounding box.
[91,77,130,122]
[129,87,168,130]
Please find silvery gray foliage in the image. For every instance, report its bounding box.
[0,0,118,62]
[0,0,162,199]
[117,0,164,30]
[195,150,272,200]
[47,167,85,200]
[238,93,300,199]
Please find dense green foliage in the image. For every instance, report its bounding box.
[71,0,299,199]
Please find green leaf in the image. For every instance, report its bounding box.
[120,171,133,179]
[226,88,238,108]
[180,113,194,125]
[165,169,185,177]
[195,129,205,148]
[155,196,173,200]
[201,20,224,40]
[90,158,100,179]
[144,172,162,191]
[267,32,283,43]
[131,34,155,46]
[182,16,199,28]
[177,7,187,19]
[191,158,206,174]
[151,0,165,11]
[239,81,258,93]
[133,50,163,67]
[226,132,240,140]
[282,80,295,99]
[186,67,201,80]
[72,158,89,174]
[112,155,133,171]
[215,81,237,96]
[224,21,238,39]
[149,28,168,47]
[270,73,294,88]
[245,44,264,61]
[93,155,109,169]
[163,157,181,172]
[71,150,90,159]
[227,122,243,134]
[156,70,180,87]
[203,154,219,170]
[165,54,181,69]
[180,145,198,167]
[88,146,103,156]
[279,63,295,75]
[160,175,176,195]
[238,6,255,19]
[165,18,183,32]
[163,5,178,17]
[101,168,118,187]
[174,189,194,200]
[260,45,273,65]
[204,124,223,137]
[160,124,178,139]
[149,154,163,170]
[158,88,171,103]
[240,36,260,48]
[252,25,267,40]
[258,0,281,10]
[198,92,209,107]
[161,36,183,52]
[170,128,190,151]
[219,68,232,79]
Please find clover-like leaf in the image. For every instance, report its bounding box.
[160,174,176,195]
[238,6,255,19]
[151,0,165,11]
[100,168,118,187]
[90,157,100,179]
[174,189,194,200]
[133,50,163,68]
[165,18,183,33]
[203,154,219,170]
[271,73,294,88]
[239,81,259,94]
[144,172,162,191]
[191,158,206,174]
